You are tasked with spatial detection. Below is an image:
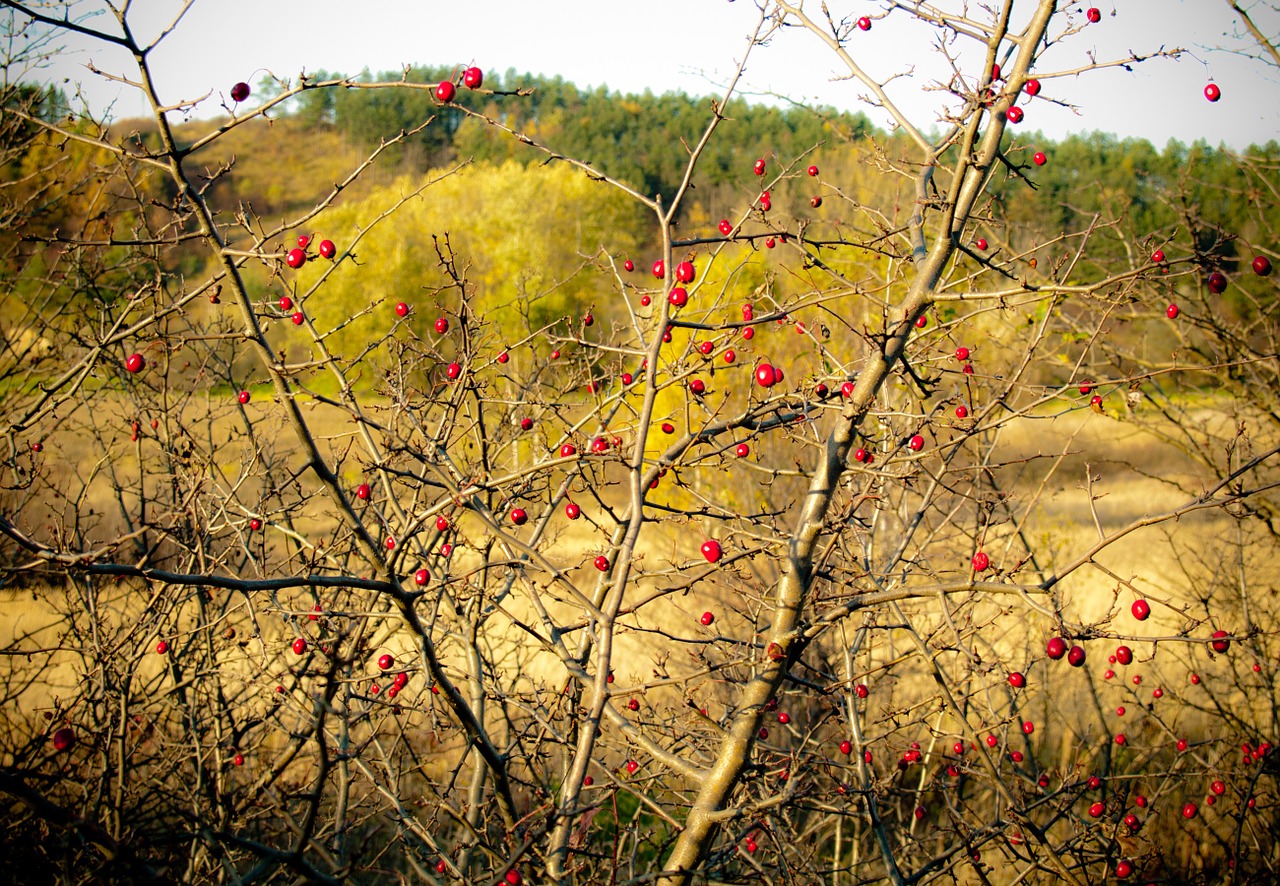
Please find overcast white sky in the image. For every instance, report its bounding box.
[17,0,1280,150]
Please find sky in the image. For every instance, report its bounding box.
[16,0,1280,150]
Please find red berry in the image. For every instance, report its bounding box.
[1009,671,1026,688]
[652,260,665,279]
[318,239,336,259]
[1086,7,1101,23]
[908,434,924,451]
[810,195,823,208]
[1067,645,1086,667]
[356,483,371,500]
[292,311,304,325]
[1005,106,1023,124]
[735,443,750,458]
[51,727,75,751]
[1033,151,1047,166]
[462,67,484,89]
[1131,599,1151,620]
[1152,249,1165,263]
[1024,78,1041,97]
[701,539,722,563]
[1115,645,1133,666]
[1204,82,1221,102]
[718,219,733,236]
[156,640,169,655]
[377,653,394,670]
[856,16,871,30]
[675,260,695,283]
[1182,801,1198,819]
[1253,255,1273,276]
[292,638,307,655]
[755,363,778,388]
[415,568,430,586]
[1046,637,1067,659]
[975,238,987,251]
[286,248,306,269]
[125,353,146,373]
[1166,304,1180,319]
[700,611,714,626]
[623,259,634,272]
[510,508,527,525]
[971,551,990,572]
[594,555,610,572]
[839,740,852,754]
[230,81,250,102]
[436,81,456,103]
[1210,629,1231,653]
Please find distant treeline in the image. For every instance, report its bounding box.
[273,66,1280,260]
[8,68,1280,316]
[281,65,873,209]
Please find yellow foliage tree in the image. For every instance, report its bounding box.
[285,160,646,364]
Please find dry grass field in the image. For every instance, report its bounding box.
[2,386,1276,884]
